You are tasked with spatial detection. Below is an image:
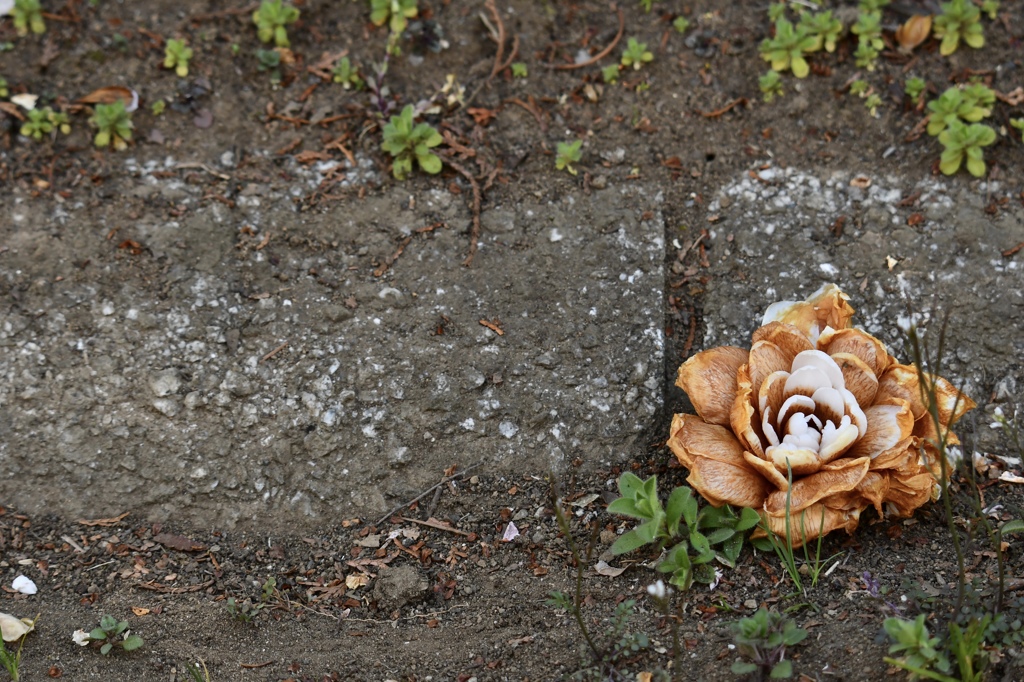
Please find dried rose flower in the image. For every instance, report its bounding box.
[668,284,974,546]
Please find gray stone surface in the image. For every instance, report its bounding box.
[0,161,664,528]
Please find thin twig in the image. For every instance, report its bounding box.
[260,341,289,363]
[374,462,482,526]
[546,7,624,71]
[443,156,483,267]
[485,0,506,81]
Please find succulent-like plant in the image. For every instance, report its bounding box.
[759,18,817,78]
[620,37,653,70]
[883,615,950,677]
[370,0,418,34]
[731,608,808,679]
[381,105,443,180]
[673,16,690,34]
[20,106,70,140]
[256,48,282,83]
[938,121,996,177]
[89,101,133,150]
[926,85,993,136]
[798,10,843,53]
[933,0,984,55]
[163,38,193,77]
[252,0,299,48]
[1011,118,1024,143]
[332,56,363,89]
[12,0,45,36]
[759,70,783,103]
[0,77,7,97]
[905,77,927,103]
[601,63,620,84]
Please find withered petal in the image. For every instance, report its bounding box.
[832,352,879,408]
[761,283,855,343]
[884,472,936,517]
[676,346,749,426]
[748,339,794,399]
[817,327,890,377]
[751,322,814,366]
[848,402,914,460]
[753,503,861,548]
[687,457,772,509]
[867,436,916,470]
[668,413,749,470]
[731,365,764,457]
[876,364,927,420]
[767,445,822,476]
[764,456,870,516]
[855,471,890,516]
[925,372,976,427]
[743,451,791,491]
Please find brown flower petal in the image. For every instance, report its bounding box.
[764,456,870,516]
[876,364,926,420]
[926,372,976,427]
[668,413,749,470]
[751,322,814,366]
[832,352,879,407]
[687,457,772,509]
[884,472,935,517]
[743,451,791,491]
[848,401,914,460]
[676,346,748,426]
[767,445,822,476]
[748,339,794,399]
[855,471,890,516]
[731,365,764,457]
[754,504,861,548]
[761,284,855,341]
[895,14,932,52]
[867,437,916,470]
[817,327,890,377]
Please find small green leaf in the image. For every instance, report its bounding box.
[100,642,113,655]
[611,525,655,555]
[607,497,647,519]
[617,472,645,498]
[770,659,793,678]
[737,507,761,531]
[122,634,144,651]
[89,628,107,640]
[1000,519,1024,535]
[732,660,758,675]
[418,152,442,175]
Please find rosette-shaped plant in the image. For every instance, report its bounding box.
[668,284,974,546]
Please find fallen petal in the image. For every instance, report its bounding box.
[676,346,749,426]
[501,522,520,542]
[999,471,1024,485]
[0,613,34,643]
[895,14,932,52]
[11,576,37,595]
[594,560,627,577]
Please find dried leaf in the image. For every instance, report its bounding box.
[78,86,139,112]
[153,532,206,552]
[77,512,130,527]
[131,607,150,616]
[345,574,369,590]
[895,15,932,52]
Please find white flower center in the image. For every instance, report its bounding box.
[761,350,866,472]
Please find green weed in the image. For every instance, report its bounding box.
[370,0,418,35]
[252,0,299,48]
[938,121,995,176]
[934,0,984,55]
[759,18,816,78]
[12,0,45,36]
[381,105,443,180]
[89,101,133,150]
[730,608,807,679]
[164,38,193,77]
[759,70,783,103]
[621,38,653,71]
[332,56,364,90]
[87,615,144,655]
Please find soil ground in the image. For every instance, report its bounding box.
[1,1,1023,680]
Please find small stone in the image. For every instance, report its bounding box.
[744,599,758,609]
[148,369,181,397]
[220,370,254,396]
[151,398,180,417]
[371,565,429,611]
[534,352,560,369]
[589,175,608,190]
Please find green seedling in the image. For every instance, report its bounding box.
[252,0,299,48]
[767,2,787,22]
[926,85,993,136]
[88,615,144,655]
[864,93,882,117]
[601,63,620,84]
[852,11,883,49]
[0,77,8,97]
[883,615,951,679]
[370,0,418,34]
[621,37,652,70]
[89,101,133,150]
[607,473,759,590]
[798,10,842,53]
[759,70,783,103]
[332,56,364,89]
[731,608,808,679]
[511,62,528,78]
[163,38,193,77]
[20,107,71,140]
[853,41,879,70]
[673,16,690,34]
[938,121,995,177]
[933,0,984,55]
[12,0,46,36]
[555,140,582,176]
[850,79,869,97]
[227,576,277,623]
[981,0,999,20]
[759,18,816,78]
[638,0,653,12]
[256,48,282,83]
[858,0,890,10]
[151,99,166,115]
[1011,118,1024,142]
[905,77,926,103]
[183,659,211,682]
[381,105,442,180]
